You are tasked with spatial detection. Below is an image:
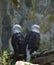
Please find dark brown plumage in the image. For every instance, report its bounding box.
[11,33,26,61]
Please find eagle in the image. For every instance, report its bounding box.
[11,24,26,61]
[25,24,40,61]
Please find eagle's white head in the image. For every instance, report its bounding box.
[12,24,22,34]
[31,24,40,33]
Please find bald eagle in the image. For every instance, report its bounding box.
[11,24,26,61]
[25,24,40,61]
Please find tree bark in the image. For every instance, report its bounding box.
[1,0,11,50]
[32,50,54,65]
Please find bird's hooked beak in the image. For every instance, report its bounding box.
[31,24,40,33]
[12,24,23,34]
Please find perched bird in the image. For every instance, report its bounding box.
[11,24,26,61]
[25,24,40,61]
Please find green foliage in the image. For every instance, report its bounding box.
[2,50,11,65]
[37,41,52,52]
[12,0,18,6]
[0,56,2,65]
[25,0,32,7]
[40,23,50,33]
[48,14,54,22]
[0,50,15,65]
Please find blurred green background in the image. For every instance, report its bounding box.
[0,0,54,65]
